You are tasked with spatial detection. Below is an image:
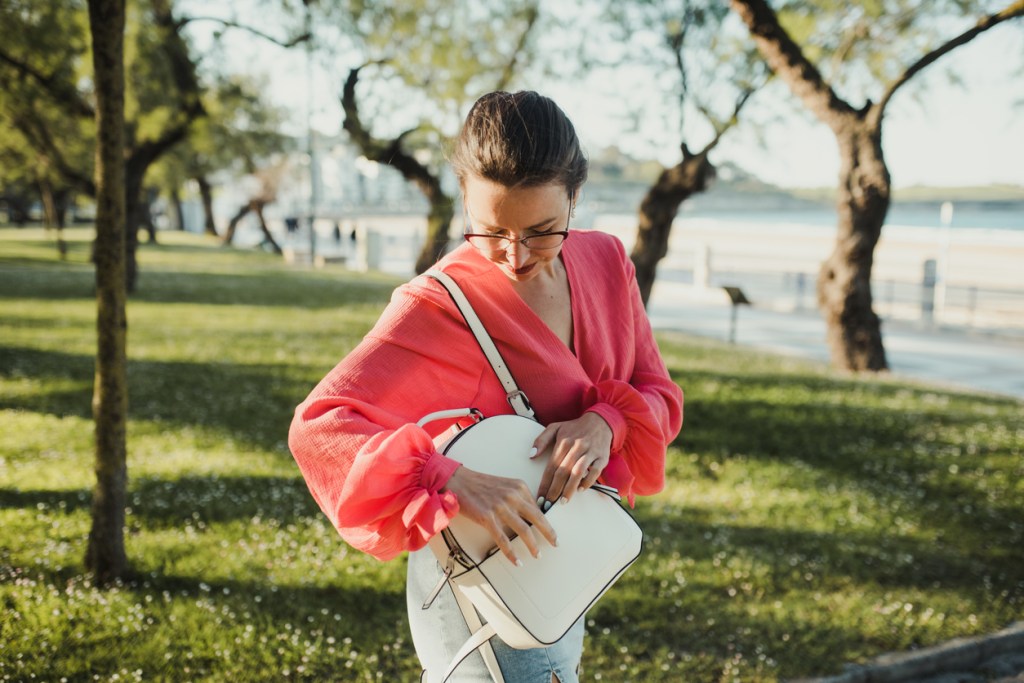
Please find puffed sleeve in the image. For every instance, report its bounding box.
[288,283,482,561]
[583,240,684,504]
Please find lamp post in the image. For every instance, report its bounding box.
[935,201,954,320]
[304,4,317,264]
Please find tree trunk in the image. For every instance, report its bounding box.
[221,202,252,245]
[631,146,715,306]
[85,0,129,585]
[196,175,217,235]
[170,187,185,231]
[415,195,456,275]
[252,201,283,254]
[40,179,58,229]
[342,66,455,275]
[124,167,142,293]
[39,180,69,259]
[730,0,890,372]
[138,187,159,244]
[818,123,890,371]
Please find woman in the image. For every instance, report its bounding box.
[289,91,684,682]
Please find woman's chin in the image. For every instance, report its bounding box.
[498,262,537,281]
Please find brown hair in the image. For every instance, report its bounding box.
[450,91,588,197]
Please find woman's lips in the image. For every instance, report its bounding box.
[513,263,535,276]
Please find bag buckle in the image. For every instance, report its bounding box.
[505,390,534,417]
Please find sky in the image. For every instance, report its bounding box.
[193,10,1024,191]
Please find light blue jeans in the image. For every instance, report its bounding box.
[407,548,585,683]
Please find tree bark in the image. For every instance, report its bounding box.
[731,0,888,371]
[342,65,455,274]
[138,187,159,244]
[85,0,129,585]
[221,202,252,245]
[631,145,715,306]
[252,201,283,254]
[170,187,185,231]
[732,0,1024,371]
[196,175,217,235]
[39,180,70,260]
[123,159,144,292]
[416,194,456,275]
[39,179,59,229]
[818,122,889,371]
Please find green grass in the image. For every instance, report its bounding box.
[2,226,1022,682]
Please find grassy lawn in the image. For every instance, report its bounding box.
[1,226,1021,682]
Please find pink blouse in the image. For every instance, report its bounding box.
[289,230,684,561]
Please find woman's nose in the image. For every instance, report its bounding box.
[506,241,530,268]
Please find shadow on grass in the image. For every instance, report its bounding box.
[0,487,92,513]
[673,367,1024,551]
[632,504,995,594]
[1,254,398,309]
[0,345,320,454]
[0,474,318,526]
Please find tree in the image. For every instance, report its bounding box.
[323,0,540,273]
[0,0,205,290]
[1,1,303,288]
[730,0,1024,371]
[85,0,129,584]
[219,161,289,252]
[599,1,766,304]
[0,121,79,257]
[148,73,292,236]
[0,0,95,243]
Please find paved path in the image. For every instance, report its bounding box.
[647,281,1024,401]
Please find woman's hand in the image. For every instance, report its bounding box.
[441,467,558,566]
[533,412,613,508]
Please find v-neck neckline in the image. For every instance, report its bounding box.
[471,236,580,360]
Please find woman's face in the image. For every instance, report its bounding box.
[462,175,573,284]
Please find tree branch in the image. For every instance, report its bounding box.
[699,83,759,154]
[341,63,445,201]
[493,3,539,92]
[11,113,96,195]
[0,48,95,118]
[730,0,856,126]
[178,16,311,48]
[876,0,1024,118]
[129,0,206,169]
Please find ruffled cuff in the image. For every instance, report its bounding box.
[337,425,461,550]
[420,450,462,493]
[583,379,659,506]
[583,379,650,451]
[585,403,628,453]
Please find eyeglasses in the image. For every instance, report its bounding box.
[463,204,572,252]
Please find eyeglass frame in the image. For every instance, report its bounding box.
[462,195,574,252]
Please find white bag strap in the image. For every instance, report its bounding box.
[419,580,504,683]
[447,587,504,683]
[425,269,534,419]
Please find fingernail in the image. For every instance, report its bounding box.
[542,501,553,512]
[578,486,586,493]
[528,446,538,458]
[537,496,546,508]
[515,559,524,568]
[559,497,568,506]
[536,551,542,560]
